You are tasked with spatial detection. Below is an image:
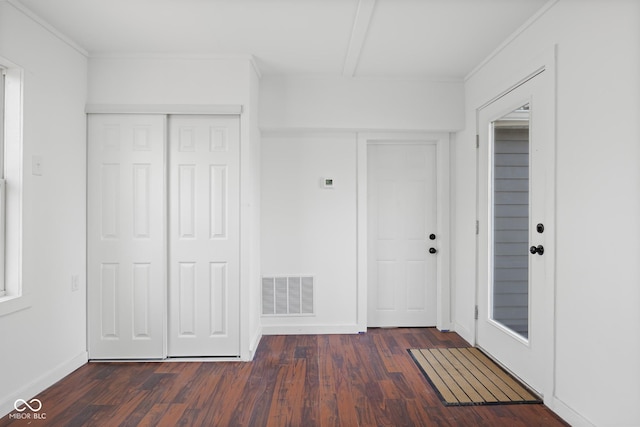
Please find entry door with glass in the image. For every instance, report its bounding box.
[476,69,555,396]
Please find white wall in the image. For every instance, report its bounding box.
[261,132,358,333]
[88,55,262,360]
[88,55,254,106]
[259,76,462,334]
[0,2,88,417]
[260,75,464,131]
[454,1,640,425]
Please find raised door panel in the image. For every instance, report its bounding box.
[100,164,120,239]
[132,165,151,239]
[178,165,196,239]
[132,263,152,339]
[99,263,119,339]
[209,165,228,239]
[178,262,197,336]
[209,262,228,335]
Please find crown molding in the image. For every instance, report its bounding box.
[465,0,559,82]
[7,0,88,57]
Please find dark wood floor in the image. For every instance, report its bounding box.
[1,328,568,426]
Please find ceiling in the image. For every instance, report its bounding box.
[13,0,549,79]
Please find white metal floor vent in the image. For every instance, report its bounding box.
[262,276,314,316]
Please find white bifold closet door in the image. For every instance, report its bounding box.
[168,115,240,357]
[88,114,166,359]
[88,114,240,359]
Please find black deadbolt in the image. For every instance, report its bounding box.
[536,223,544,233]
[429,234,436,240]
[429,248,437,254]
[529,245,544,255]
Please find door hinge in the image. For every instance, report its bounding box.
[474,305,479,320]
[475,134,479,148]
[475,220,479,235]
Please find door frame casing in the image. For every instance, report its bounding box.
[357,132,452,332]
[474,47,557,402]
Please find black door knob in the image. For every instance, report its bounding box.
[429,247,437,254]
[529,245,544,255]
[429,234,436,240]
[536,223,545,233]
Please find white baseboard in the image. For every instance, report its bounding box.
[547,396,595,427]
[0,351,88,418]
[247,327,263,361]
[261,324,361,335]
[453,322,475,346]
[437,322,455,333]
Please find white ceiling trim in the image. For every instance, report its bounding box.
[249,55,263,80]
[342,0,376,77]
[9,0,88,57]
[464,0,559,82]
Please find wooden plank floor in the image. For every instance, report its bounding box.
[0,328,569,426]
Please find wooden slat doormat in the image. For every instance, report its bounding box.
[409,348,542,406]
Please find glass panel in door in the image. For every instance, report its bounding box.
[492,103,530,340]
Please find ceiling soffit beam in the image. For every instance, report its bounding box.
[342,0,376,77]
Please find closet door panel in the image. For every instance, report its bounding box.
[87,114,166,359]
[168,115,240,357]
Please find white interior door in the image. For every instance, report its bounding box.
[87,114,166,359]
[367,143,438,327]
[477,69,554,395]
[168,115,240,357]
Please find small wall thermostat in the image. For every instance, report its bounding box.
[321,177,335,189]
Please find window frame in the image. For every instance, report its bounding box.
[0,66,6,297]
[0,57,28,316]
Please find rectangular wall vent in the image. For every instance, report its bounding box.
[262,276,314,316]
